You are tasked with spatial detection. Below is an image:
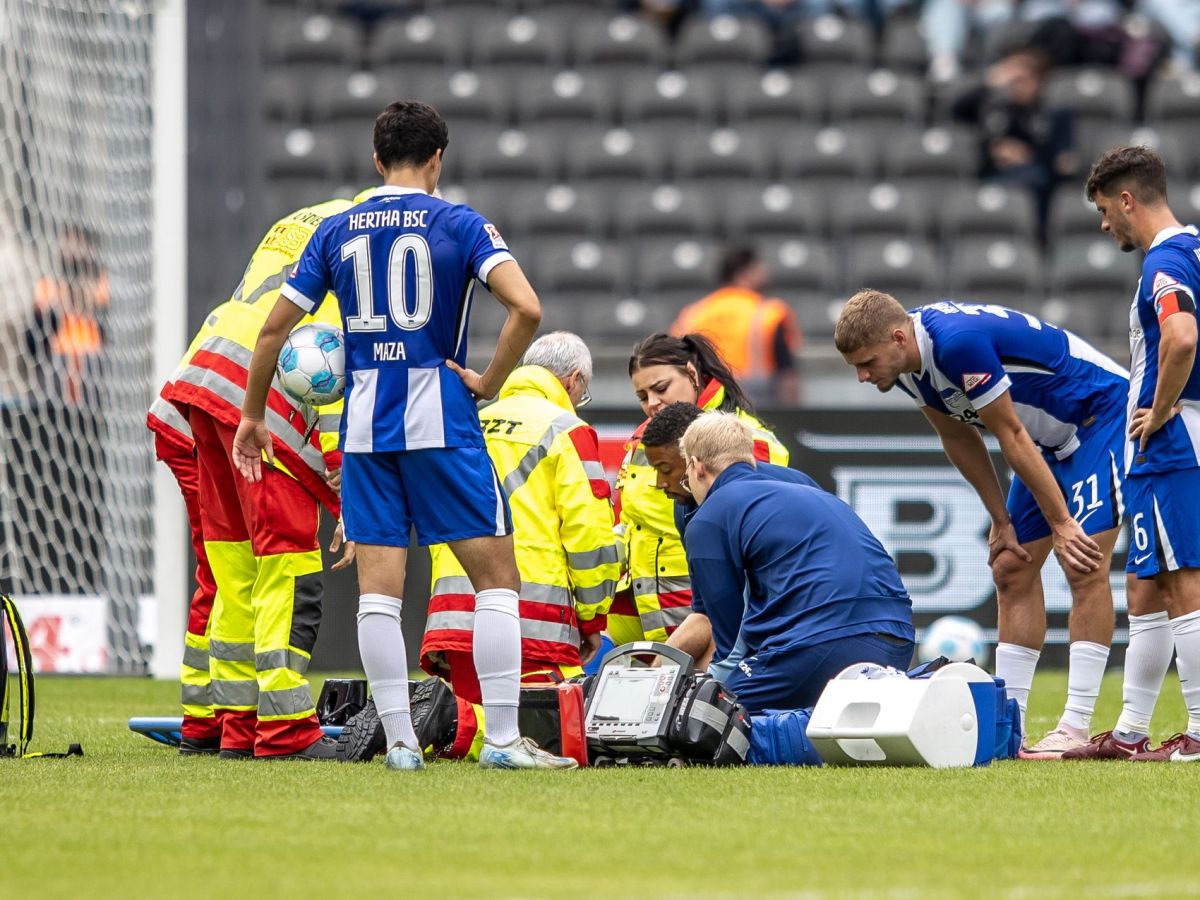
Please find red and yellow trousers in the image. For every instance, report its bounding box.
[187,408,325,756]
[152,431,220,743]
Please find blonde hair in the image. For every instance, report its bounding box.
[679,412,754,476]
[833,289,909,354]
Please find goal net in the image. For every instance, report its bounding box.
[0,0,158,673]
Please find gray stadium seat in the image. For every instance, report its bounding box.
[775,125,876,182]
[1146,73,1200,124]
[671,127,772,184]
[879,18,928,73]
[1172,183,1200,227]
[617,183,715,240]
[368,13,467,69]
[940,184,1036,241]
[577,293,673,345]
[1049,236,1140,297]
[635,237,720,299]
[440,184,512,229]
[882,125,976,189]
[565,127,663,185]
[508,184,610,240]
[674,14,773,76]
[534,238,629,294]
[828,69,924,129]
[847,237,940,300]
[722,69,823,127]
[721,182,826,240]
[411,69,511,133]
[460,127,562,188]
[829,182,929,239]
[760,236,839,295]
[619,70,720,137]
[310,69,405,125]
[266,12,363,67]
[952,237,1043,302]
[263,125,345,181]
[1087,124,1195,180]
[472,14,568,75]
[514,70,614,135]
[1047,186,1103,243]
[263,179,350,229]
[262,71,309,124]
[572,14,670,73]
[795,15,873,71]
[1045,68,1135,126]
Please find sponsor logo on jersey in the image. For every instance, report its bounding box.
[962,372,991,392]
[1153,271,1180,296]
[484,223,507,249]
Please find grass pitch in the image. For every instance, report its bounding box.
[1,671,1193,899]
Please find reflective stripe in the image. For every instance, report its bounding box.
[238,261,294,307]
[431,575,475,596]
[259,685,315,717]
[425,611,579,646]
[318,413,341,434]
[181,683,212,707]
[211,679,257,707]
[181,644,209,671]
[502,412,580,496]
[425,611,475,632]
[149,394,192,439]
[209,639,256,662]
[567,545,620,569]
[641,606,691,634]
[431,576,574,610]
[691,699,729,733]
[725,724,750,758]
[575,580,616,608]
[255,648,311,674]
[581,459,607,481]
[632,576,690,597]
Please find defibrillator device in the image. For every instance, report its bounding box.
[584,641,751,765]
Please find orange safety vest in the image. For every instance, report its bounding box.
[670,287,800,383]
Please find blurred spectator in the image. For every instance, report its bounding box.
[670,246,802,407]
[24,225,109,406]
[951,48,1074,241]
[923,0,1017,82]
[0,208,35,402]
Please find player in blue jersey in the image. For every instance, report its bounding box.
[1083,145,1200,761]
[676,412,914,713]
[835,291,1132,758]
[233,101,576,771]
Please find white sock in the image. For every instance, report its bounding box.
[1169,608,1200,737]
[473,588,521,746]
[357,593,418,750]
[1059,641,1110,731]
[1115,612,1173,738]
[996,642,1041,732]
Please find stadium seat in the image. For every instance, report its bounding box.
[673,14,773,77]
[951,237,1043,301]
[1048,236,1140,297]
[1087,124,1195,180]
[790,296,844,337]
[1045,68,1136,127]
[408,69,511,135]
[829,182,929,239]
[262,125,345,181]
[442,183,512,229]
[261,71,309,124]
[468,284,510,341]
[472,13,568,77]
[577,292,673,345]
[775,125,876,182]
[634,237,720,298]
[846,237,940,299]
[721,182,825,240]
[534,238,629,295]
[571,13,670,74]
[721,69,823,128]
[882,125,976,189]
[565,126,664,185]
[828,69,924,130]
[508,183,610,240]
[1172,182,1200,227]
[619,70,720,138]
[670,127,772,185]
[310,69,405,125]
[368,13,468,69]
[459,127,562,188]
[760,236,839,295]
[616,183,715,240]
[266,12,363,68]
[514,69,614,136]
[879,17,929,73]
[1145,72,1200,125]
[263,179,350,228]
[794,15,873,71]
[1047,185,1102,243]
[940,184,1036,242]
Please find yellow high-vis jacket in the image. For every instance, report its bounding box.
[166,199,350,515]
[422,365,620,671]
[609,378,789,645]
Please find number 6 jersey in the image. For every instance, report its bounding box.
[282,185,516,453]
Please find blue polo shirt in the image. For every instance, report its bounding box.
[686,463,913,661]
[673,461,821,539]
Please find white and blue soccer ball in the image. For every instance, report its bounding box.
[918,615,988,667]
[277,323,345,406]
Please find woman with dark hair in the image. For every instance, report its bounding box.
[608,332,790,647]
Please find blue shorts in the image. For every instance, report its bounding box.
[1125,468,1200,579]
[722,632,914,714]
[1008,416,1125,544]
[341,447,513,547]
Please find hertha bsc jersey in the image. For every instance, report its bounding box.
[1127,225,1200,475]
[897,302,1129,459]
[282,185,515,453]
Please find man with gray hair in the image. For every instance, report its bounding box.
[421,331,618,721]
[677,412,914,712]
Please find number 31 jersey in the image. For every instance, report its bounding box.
[282,185,515,453]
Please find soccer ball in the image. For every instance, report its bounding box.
[276,323,345,406]
[918,615,988,667]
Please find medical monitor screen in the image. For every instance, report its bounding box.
[591,671,660,722]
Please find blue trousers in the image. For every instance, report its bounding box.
[723,633,914,714]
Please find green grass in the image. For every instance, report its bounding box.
[1,672,1193,899]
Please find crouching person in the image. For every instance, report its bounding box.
[671,412,915,712]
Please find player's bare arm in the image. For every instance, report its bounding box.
[666,612,716,669]
[921,405,1032,565]
[1130,311,1196,450]
[233,296,305,482]
[975,392,1102,573]
[446,259,541,401]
